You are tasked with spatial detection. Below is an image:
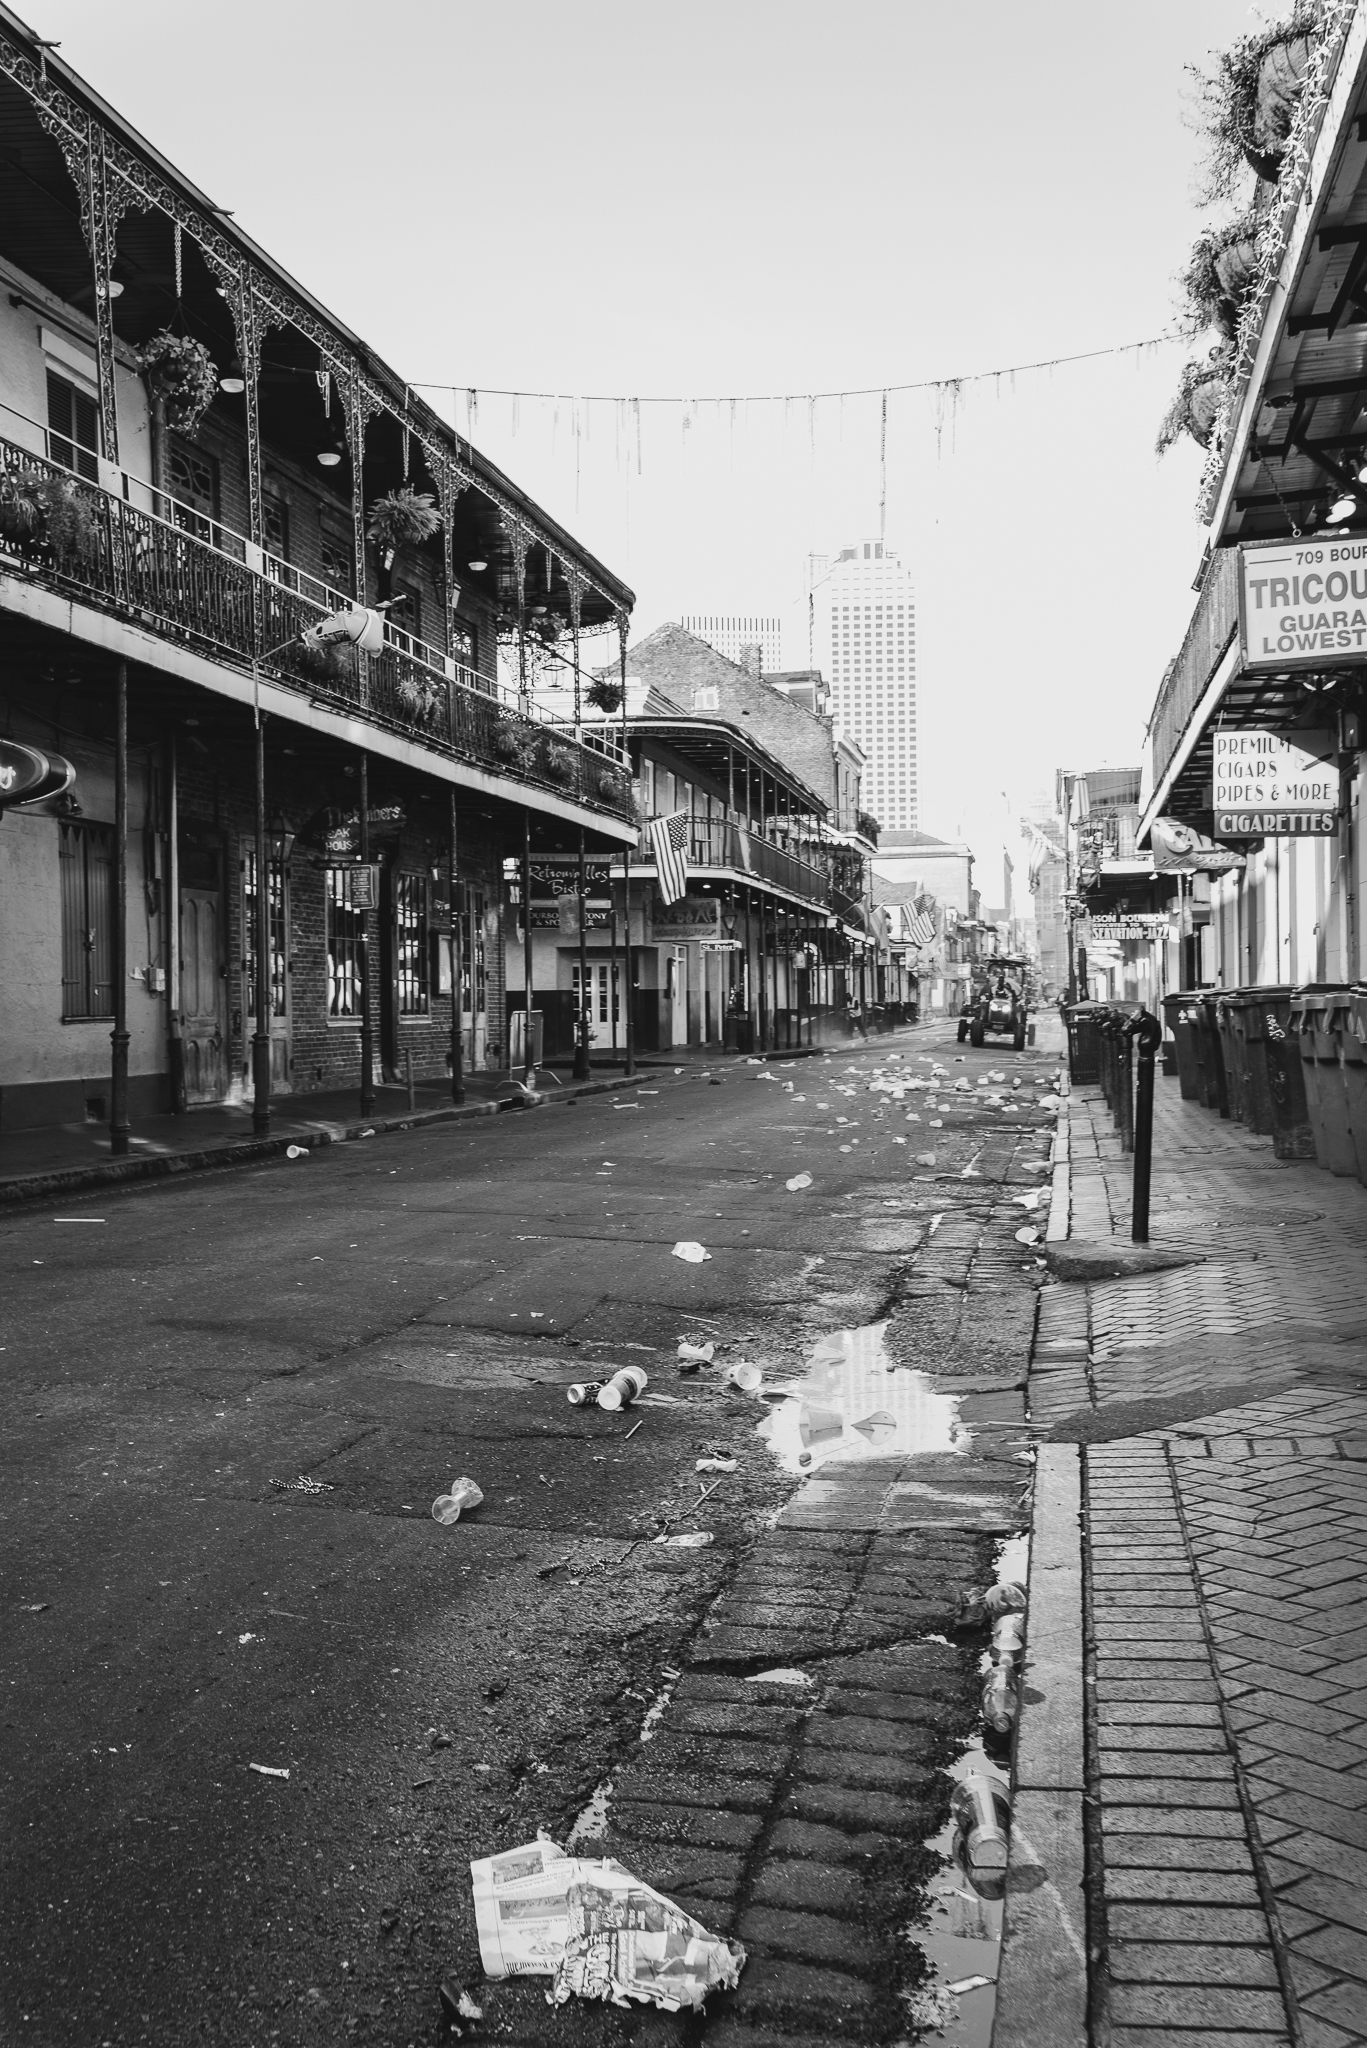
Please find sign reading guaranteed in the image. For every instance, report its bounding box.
[1240,538,1367,668]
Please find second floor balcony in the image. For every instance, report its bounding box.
[633,813,833,910]
[0,432,634,827]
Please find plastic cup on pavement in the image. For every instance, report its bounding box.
[598,1366,648,1412]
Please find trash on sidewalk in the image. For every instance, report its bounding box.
[432,1478,484,1525]
[724,1363,763,1391]
[438,1978,484,2034]
[696,1456,737,1472]
[470,1833,745,2010]
[598,1367,647,1411]
[567,1380,606,1406]
[653,1530,714,1548]
[269,1474,335,1495]
[1014,1225,1040,1245]
[745,1667,811,1686]
[785,1171,813,1191]
[248,1762,290,1780]
[984,1580,1026,1619]
[671,1241,711,1263]
[981,1661,1017,1737]
[677,1339,715,1364]
[285,1144,308,1159]
[952,1773,1012,1892]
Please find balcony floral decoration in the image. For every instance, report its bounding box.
[366,488,441,592]
[597,766,630,803]
[1157,343,1237,453]
[395,667,445,725]
[586,677,624,714]
[139,330,220,435]
[295,634,352,685]
[491,714,540,770]
[542,741,576,784]
[0,467,99,564]
[1181,210,1264,340]
[1189,2,1324,198]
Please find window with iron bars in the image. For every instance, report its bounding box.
[59,821,114,1018]
[395,873,429,1016]
[327,866,364,1019]
[242,842,288,1019]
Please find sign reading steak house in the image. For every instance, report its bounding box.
[1239,538,1367,670]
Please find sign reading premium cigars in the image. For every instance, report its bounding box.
[1240,538,1367,668]
[1212,729,1337,837]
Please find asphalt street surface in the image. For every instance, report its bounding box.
[1,1023,1060,2046]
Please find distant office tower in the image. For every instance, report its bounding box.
[681,616,782,674]
[810,540,917,832]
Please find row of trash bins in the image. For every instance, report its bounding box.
[1162,985,1367,1184]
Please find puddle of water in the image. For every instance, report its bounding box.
[911,1738,1007,2046]
[753,1320,970,1475]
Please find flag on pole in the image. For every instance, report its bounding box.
[650,810,692,906]
[904,908,936,947]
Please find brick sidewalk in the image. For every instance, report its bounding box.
[1014,1074,1367,2048]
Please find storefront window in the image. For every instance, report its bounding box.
[326,867,363,1018]
[395,873,429,1016]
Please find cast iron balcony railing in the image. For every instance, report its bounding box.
[0,432,633,822]
[633,812,832,908]
[1148,546,1239,795]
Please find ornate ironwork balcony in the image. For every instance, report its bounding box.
[0,435,634,825]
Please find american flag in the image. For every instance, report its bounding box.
[903,906,937,948]
[650,810,692,906]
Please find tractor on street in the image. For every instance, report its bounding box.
[956,956,1032,1050]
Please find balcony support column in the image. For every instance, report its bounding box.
[166,732,186,1115]
[251,711,272,1136]
[109,659,130,1157]
[358,751,377,1115]
[87,130,122,473]
[574,827,591,1080]
[449,791,465,1105]
[618,612,635,1079]
[522,812,535,1085]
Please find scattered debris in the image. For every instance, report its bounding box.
[785,1172,813,1192]
[745,1667,811,1686]
[471,1835,744,2010]
[598,1367,647,1411]
[567,1381,606,1406]
[285,1145,308,1159]
[724,1363,762,1391]
[237,1632,258,1646]
[623,1419,644,1441]
[696,1456,737,1473]
[248,1762,290,1780]
[432,1478,484,1526]
[677,1340,715,1364]
[269,1475,336,1495]
[953,1773,1012,1891]
[19,1602,49,1614]
[438,1978,484,2034]
[671,1241,711,1263]
[653,1531,714,1548]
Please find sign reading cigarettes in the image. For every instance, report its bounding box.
[1240,538,1367,668]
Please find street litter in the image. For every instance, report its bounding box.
[677,1340,715,1364]
[948,1974,995,1995]
[237,1632,258,1645]
[785,1172,813,1191]
[598,1366,648,1411]
[285,1145,307,1159]
[952,1773,1012,1893]
[653,1530,714,1548]
[19,1602,49,1613]
[269,1474,335,1495]
[671,1241,711,1262]
[432,1478,484,1525]
[248,1762,290,1780]
[696,1456,736,1472]
[745,1668,811,1686]
[1011,1189,1045,1209]
[54,1216,105,1223]
[1014,1226,1040,1245]
[916,1152,937,1166]
[439,1979,484,2033]
[471,1834,745,2010]
[567,1379,605,1406]
[725,1363,763,1391]
[359,1128,375,1137]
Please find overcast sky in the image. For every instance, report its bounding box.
[29,0,1260,867]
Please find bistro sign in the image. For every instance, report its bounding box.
[0,738,76,808]
[1240,538,1367,670]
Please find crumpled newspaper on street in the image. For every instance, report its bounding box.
[470,1834,745,2011]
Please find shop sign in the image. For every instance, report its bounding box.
[0,738,75,806]
[1215,810,1337,837]
[1213,729,1336,812]
[349,862,381,909]
[699,938,742,952]
[1085,914,1170,940]
[1240,538,1367,669]
[530,902,610,929]
[649,894,720,942]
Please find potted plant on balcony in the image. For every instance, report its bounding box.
[542,741,576,783]
[0,468,98,564]
[296,634,352,685]
[1192,3,1326,196]
[492,714,539,769]
[139,330,220,436]
[586,677,623,714]
[1182,210,1264,339]
[0,467,46,550]
[1157,343,1236,453]
[366,488,441,600]
[597,766,629,803]
[395,668,444,723]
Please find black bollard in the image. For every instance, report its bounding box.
[1129,1008,1162,1244]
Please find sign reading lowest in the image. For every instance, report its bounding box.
[1240,538,1367,668]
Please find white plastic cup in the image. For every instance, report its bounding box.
[431,1476,484,1525]
[983,1581,1027,1620]
[598,1366,648,1412]
[725,1364,763,1392]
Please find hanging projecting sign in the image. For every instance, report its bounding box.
[1212,729,1337,837]
[1239,538,1367,670]
[1084,914,1171,941]
[0,739,75,807]
[649,894,721,943]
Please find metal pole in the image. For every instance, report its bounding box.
[358,751,376,1114]
[609,893,619,1061]
[109,659,130,1156]
[406,1045,415,1112]
[449,789,464,1104]
[1131,1010,1160,1243]
[166,731,186,1114]
[619,618,635,1079]
[574,827,591,1079]
[252,711,272,1136]
[522,813,535,1083]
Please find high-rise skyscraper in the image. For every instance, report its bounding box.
[808,540,917,832]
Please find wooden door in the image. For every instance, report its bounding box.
[180,887,227,1102]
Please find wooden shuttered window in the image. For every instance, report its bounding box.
[59,822,114,1019]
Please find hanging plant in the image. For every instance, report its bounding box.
[0,468,98,563]
[597,767,629,802]
[586,677,624,714]
[296,634,351,683]
[395,669,443,723]
[365,488,442,567]
[542,741,576,783]
[1157,345,1236,454]
[1181,209,1264,338]
[139,330,220,435]
[1189,3,1325,198]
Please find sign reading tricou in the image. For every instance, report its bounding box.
[1239,537,1367,669]
[1212,730,1337,837]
